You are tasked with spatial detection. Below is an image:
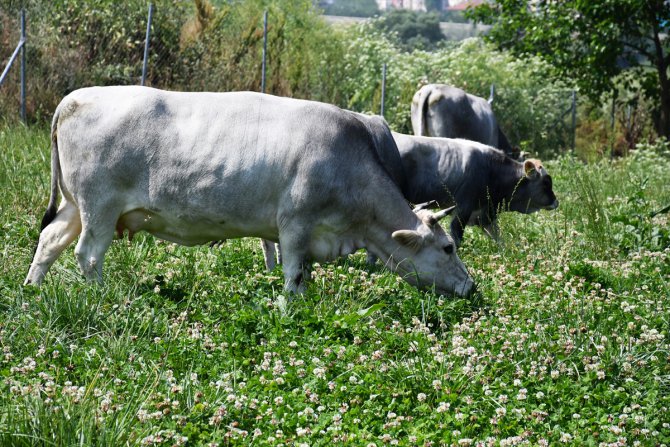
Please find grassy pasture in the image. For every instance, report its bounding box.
[0,124,669,446]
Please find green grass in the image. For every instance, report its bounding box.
[1,124,669,446]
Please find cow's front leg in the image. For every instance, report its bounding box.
[449,209,471,248]
[278,232,310,295]
[260,239,278,271]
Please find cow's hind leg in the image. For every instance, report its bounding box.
[25,201,82,285]
[74,206,120,283]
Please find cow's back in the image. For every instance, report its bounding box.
[55,87,400,239]
[393,132,500,206]
[411,84,499,147]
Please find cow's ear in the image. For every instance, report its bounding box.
[524,160,540,179]
[392,230,424,251]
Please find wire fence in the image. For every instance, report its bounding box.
[0,8,26,122]
[1,3,594,156]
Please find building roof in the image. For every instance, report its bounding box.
[448,0,485,11]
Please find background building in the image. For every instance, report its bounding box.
[376,0,427,12]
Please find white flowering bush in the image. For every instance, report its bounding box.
[1,124,669,445]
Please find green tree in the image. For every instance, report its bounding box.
[320,0,379,17]
[375,10,445,51]
[469,0,670,138]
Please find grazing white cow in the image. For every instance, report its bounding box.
[25,86,474,296]
[411,84,517,158]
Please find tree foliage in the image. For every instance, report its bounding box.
[1,0,575,155]
[340,24,573,156]
[374,10,445,51]
[319,0,379,18]
[468,0,670,137]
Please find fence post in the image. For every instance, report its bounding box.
[571,90,576,151]
[610,89,618,158]
[488,84,494,104]
[20,8,26,123]
[141,3,154,86]
[380,63,387,118]
[261,10,268,94]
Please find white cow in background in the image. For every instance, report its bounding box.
[25,87,474,297]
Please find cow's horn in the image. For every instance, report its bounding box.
[413,200,438,212]
[432,206,456,222]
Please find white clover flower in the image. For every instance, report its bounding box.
[436,402,449,413]
[559,432,572,442]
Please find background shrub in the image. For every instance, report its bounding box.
[2,0,575,157]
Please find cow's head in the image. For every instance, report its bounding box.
[511,159,559,214]
[390,204,474,297]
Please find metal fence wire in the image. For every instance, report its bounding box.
[0,8,26,122]
[1,2,582,156]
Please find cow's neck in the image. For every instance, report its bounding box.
[488,156,525,207]
[364,200,422,266]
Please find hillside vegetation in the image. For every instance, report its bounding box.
[0,123,668,445]
[2,0,580,158]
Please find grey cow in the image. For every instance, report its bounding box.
[25,87,474,296]
[393,132,558,247]
[411,84,516,158]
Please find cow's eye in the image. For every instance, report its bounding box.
[443,244,454,254]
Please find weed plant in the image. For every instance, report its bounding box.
[0,125,669,445]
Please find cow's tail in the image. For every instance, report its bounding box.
[414,86,432,137]
[39,109,62,232]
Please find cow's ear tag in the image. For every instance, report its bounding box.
[392,230,424,251]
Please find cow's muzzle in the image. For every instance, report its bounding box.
[545,199,559,210]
